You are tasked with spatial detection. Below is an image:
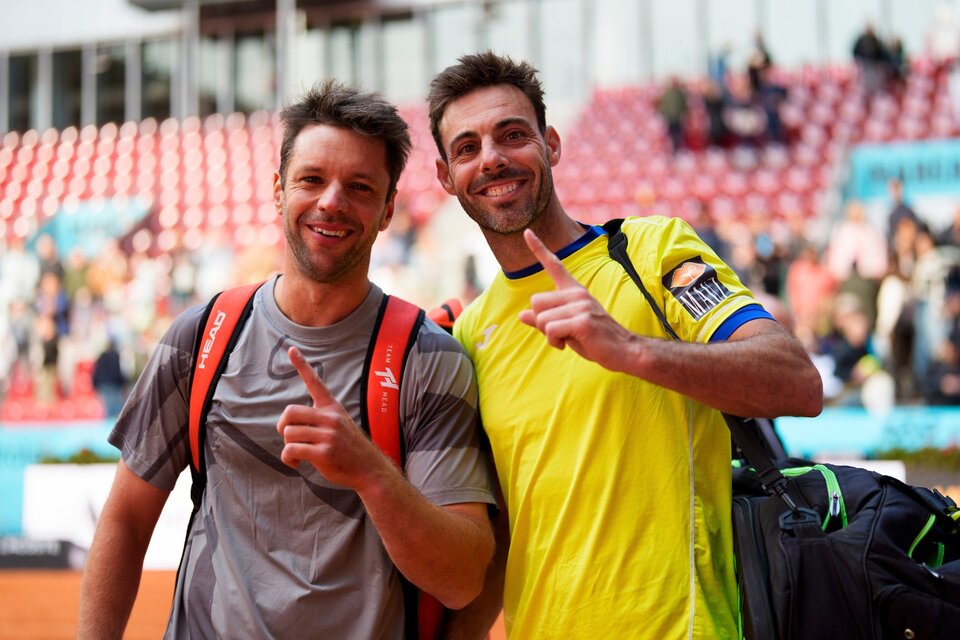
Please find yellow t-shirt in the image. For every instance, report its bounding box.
[455,216,761,639]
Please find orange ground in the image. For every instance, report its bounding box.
[0,570,174,640]
[0,569,506,639]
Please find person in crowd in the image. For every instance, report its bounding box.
[78,80,496,640]
[853,22,892,99]
[825,200,888,327]
[911,223,952,386]
[91,337,127,418]
[656,76,688,153]
[886,179,919,248]
[427,51,823,639]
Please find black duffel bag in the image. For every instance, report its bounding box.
[731,431,960,640]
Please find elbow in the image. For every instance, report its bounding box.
[437,538,495,610]
[436,564,486,610]
[440,581,484,611]
[796,367,825,418]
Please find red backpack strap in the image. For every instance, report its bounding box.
[363,295,451,640]
[362,295,424,465]
[188,281,264,473]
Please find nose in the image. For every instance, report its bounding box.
[317,181,347,212]
[479,141,507,174]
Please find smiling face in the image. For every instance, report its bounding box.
[436,84,561,236]
[275,124,394,286]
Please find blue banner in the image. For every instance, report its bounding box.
[847,139,960,201]
[29,196,151,258]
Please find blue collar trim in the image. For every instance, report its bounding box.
[505,225,603,279]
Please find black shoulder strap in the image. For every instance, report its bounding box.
[603,218,804,511]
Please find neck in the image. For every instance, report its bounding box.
[274,272,372,327]
[486,205,586,273]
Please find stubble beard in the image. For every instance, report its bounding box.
[282,205,382,285]
[459,163,556,237]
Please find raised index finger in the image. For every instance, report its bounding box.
[288,346,335,408]
[523,229,580,289]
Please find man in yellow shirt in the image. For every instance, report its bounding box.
[429,52,823,639]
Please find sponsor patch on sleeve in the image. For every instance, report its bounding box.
[662,257,731,320]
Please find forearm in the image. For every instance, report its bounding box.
[357,456,494,610]
[78,461,168,640]
[618,321,823,418]
[443,507,509,639]
[77,520,149,639]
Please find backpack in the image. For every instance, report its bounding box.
[186,282,445,640]
[602,218,960,640]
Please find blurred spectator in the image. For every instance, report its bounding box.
[708,42,732,87]
[92,338,127,418]
[926,2,960,70]
[700,79,729,147]
[194,227,237,300]
[688,200,729,262]
[920,339,960,404]
[852,22,892,99]
[874,259,915,400]
[35,271,72,397]
[825,200,888,325]
[820,293,893,409]
[911,224,952,383]
[757,67,788,144]
[657,77,689,153]
[747,31,773,95]
[86,238,129,310]
[887,36,908,89]
[169,242,198,314]
[886,179,919,246]
[63,248,90,301]
[722,74,767,147]
[7,299,32,386]
[785,242,837,342]
[0,312,13,402]
[35,314,60,407]
[891,214,920,279]
[0,235,40,308]
[35,272,71,343]
[937,204,960,246]
[35,233,64,282]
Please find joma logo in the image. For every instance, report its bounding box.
[197,310,227,369]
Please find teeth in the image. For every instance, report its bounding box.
[311,227,346,237]
[484,182,520,197]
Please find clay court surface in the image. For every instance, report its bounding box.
[0,569,508,639]
[0,569,174,639]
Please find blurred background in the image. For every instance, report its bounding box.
[2,0,960,635]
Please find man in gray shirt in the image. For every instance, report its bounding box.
[78,80,497,639]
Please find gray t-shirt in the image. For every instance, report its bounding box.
[109,276,496,639]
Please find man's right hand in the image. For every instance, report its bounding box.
[277,346,392,491]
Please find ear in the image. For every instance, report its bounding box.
[273,171,283,215]
[380,191,396,232]
[436,157,456,196]
[545,126,562,167]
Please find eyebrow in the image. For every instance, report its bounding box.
[293,165,382,183]
[447,116,536,151]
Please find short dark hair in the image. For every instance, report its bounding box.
[278,79,411,194]
[427,51,546,160]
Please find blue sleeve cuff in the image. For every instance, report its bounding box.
[709,304,774,342]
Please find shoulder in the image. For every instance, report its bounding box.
[160,301,209,356]
[414,315,470,357]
